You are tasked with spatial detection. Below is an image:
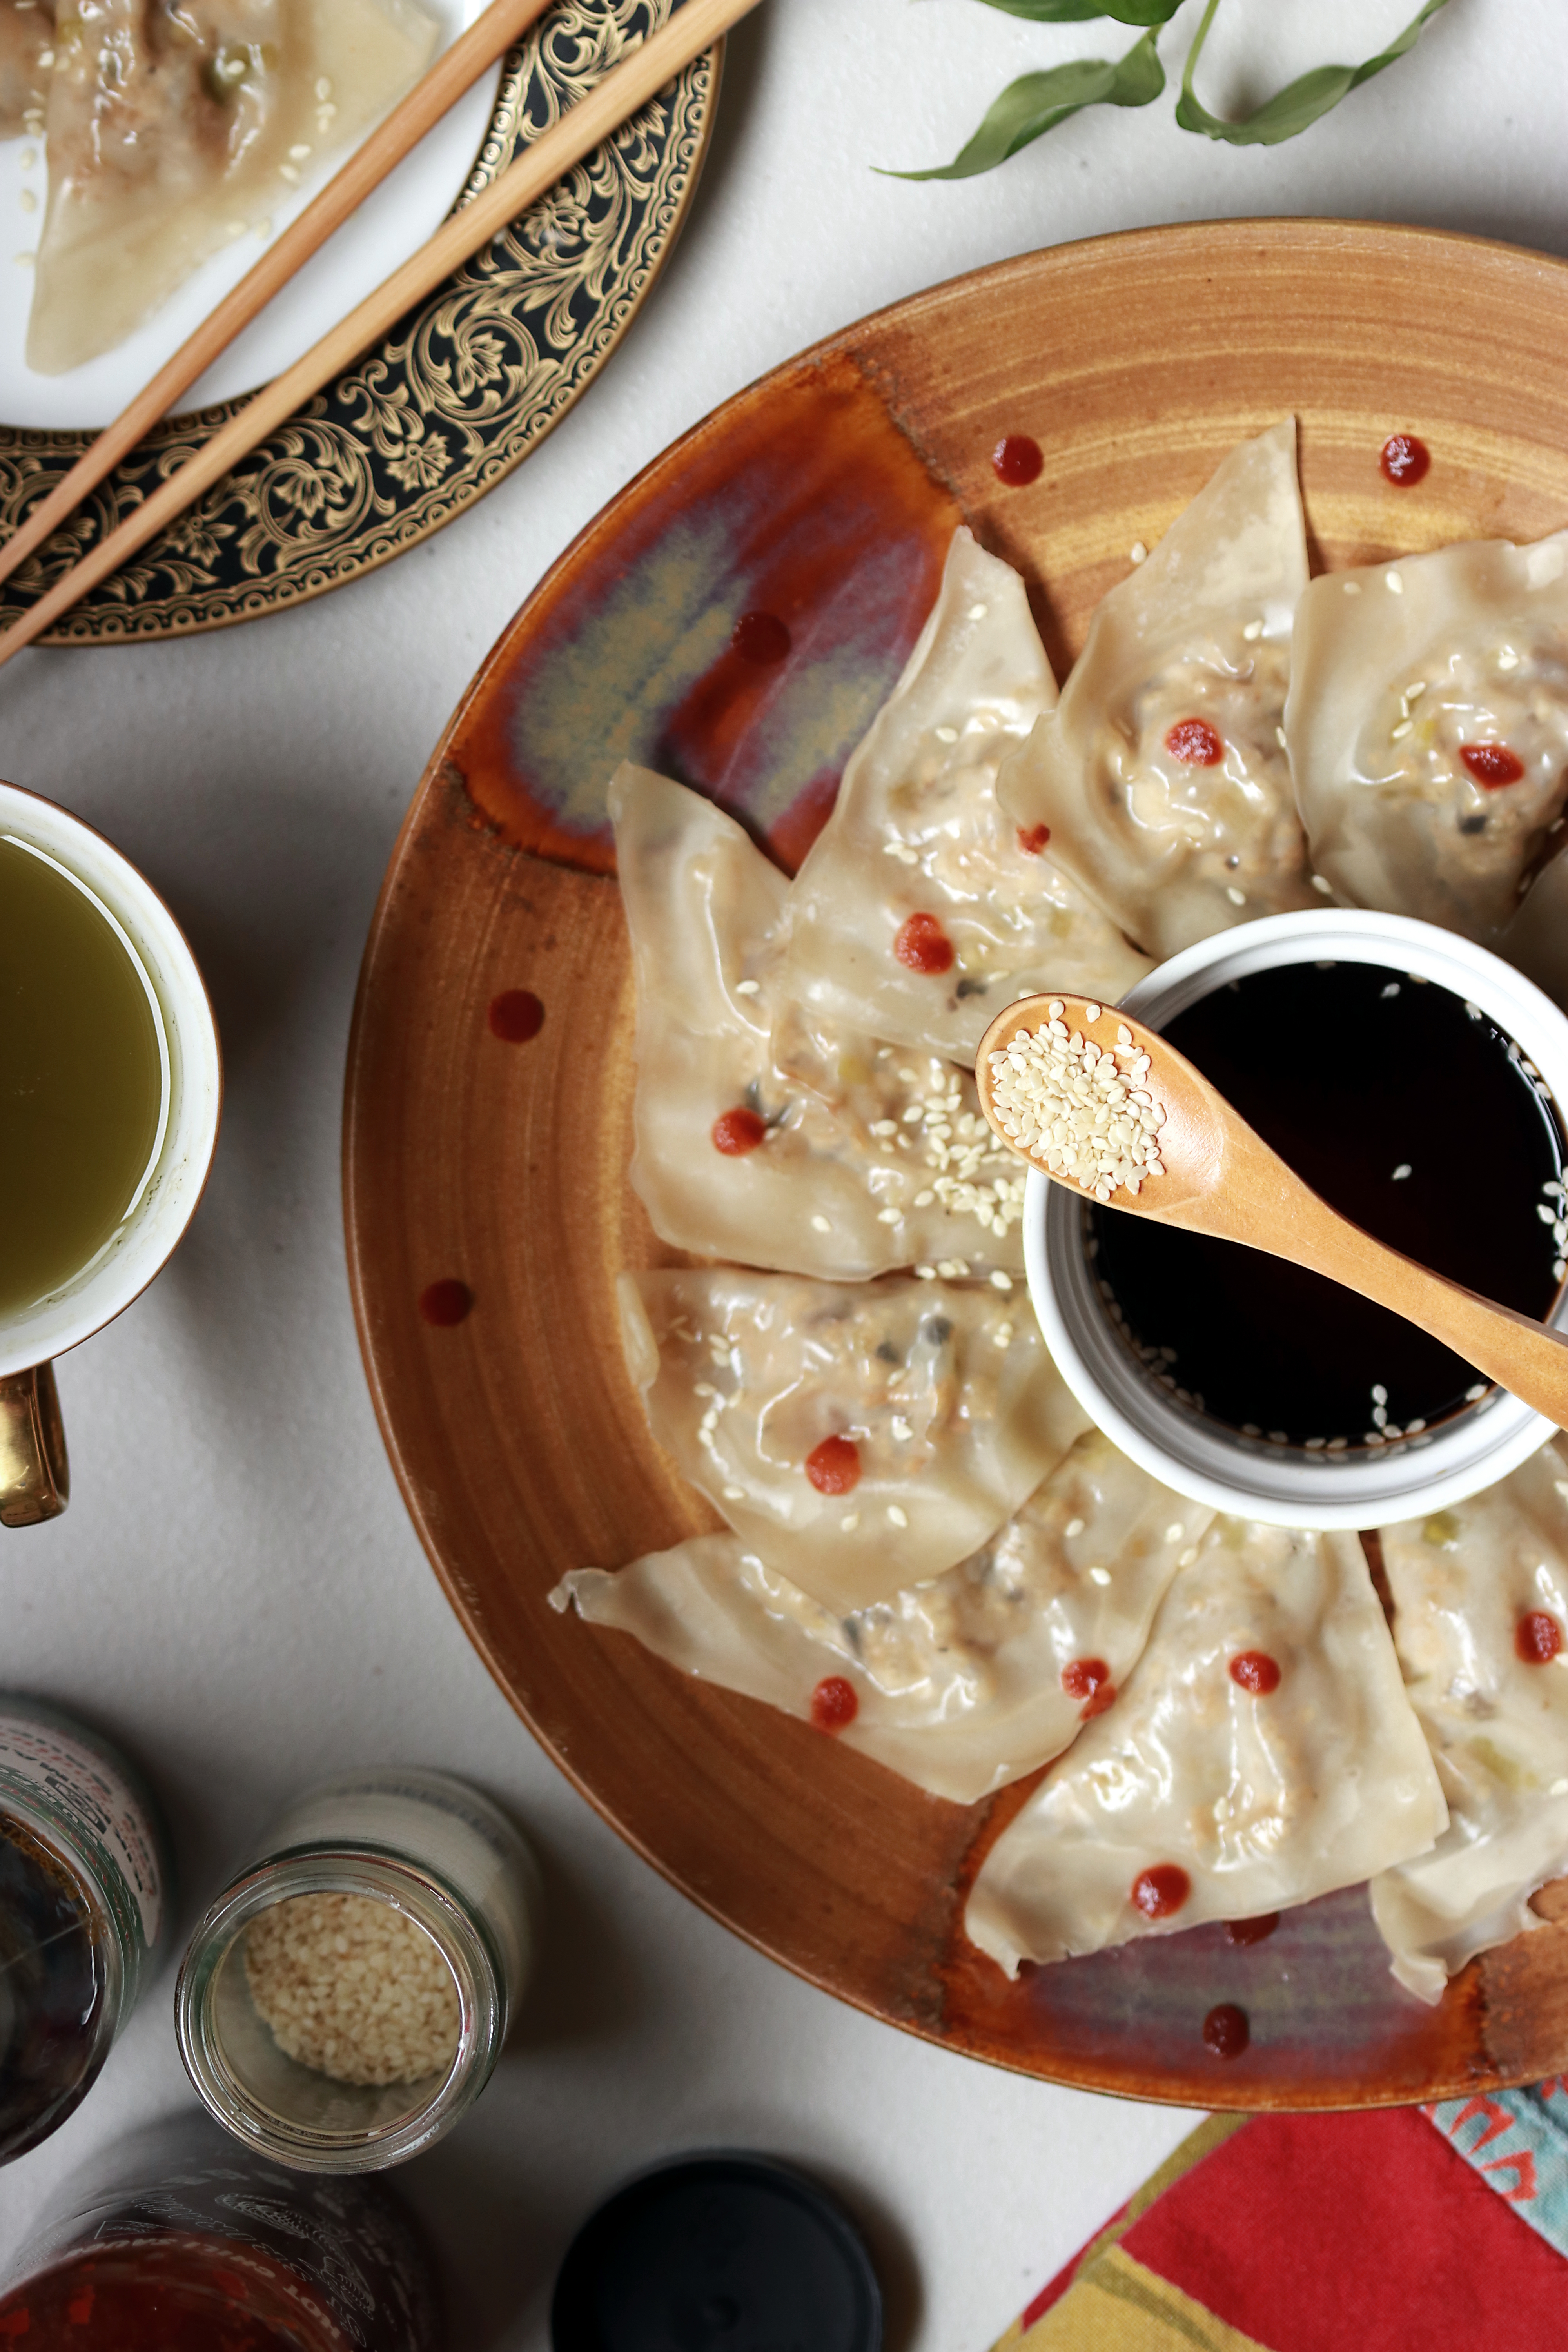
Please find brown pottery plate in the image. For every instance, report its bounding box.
[345,219,1568,2109]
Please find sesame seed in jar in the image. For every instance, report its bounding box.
[243,1893,459,2088]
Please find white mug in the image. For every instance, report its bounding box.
[0,779,221,1527]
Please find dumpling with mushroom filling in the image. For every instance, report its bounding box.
[998,421,1316,958]
[782,528,1149,1062]
[1370,1437,1568,2003]
[1287,531,1568,944]
[552,1428,1213,1805]
[28,0,440,374]
[613,765,1027,1281]
[619,1266,1089,1614]
[965,1520,1446,1975]
[0,0,53,136]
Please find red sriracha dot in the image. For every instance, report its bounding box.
[1225,1913,1279,1947]
[1016,823,1051,856]
[1078,1681,1118,1720]
[894,912,955,975]
[1060,1658,1110,1701]
[811,1675,859,1731]
[992,433,1044,487]
[805,1435,862,1495]
[1203,2002,1250,2059]
[1229,1651,1282,1696]
[1165,718,1224,767]
[1131,1864,1191,1920]
[712,1107,768,1156]
[488,988,544,1041]
[1380,433,1431,487]
[1517,1610,1564,1665]
[1461,743,1526,788]
[419,1279,472,1327]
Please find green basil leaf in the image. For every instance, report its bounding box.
[1176,0,1450,145]
[972,0,1183,24]
[886,29,1165,181]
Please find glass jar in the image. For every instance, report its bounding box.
[0,1694,170,2165]
[176,1767,539,2171]
[0,2110,443,2348]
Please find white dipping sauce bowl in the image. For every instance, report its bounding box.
[1024,908,1568,1530]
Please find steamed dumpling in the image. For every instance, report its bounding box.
[552,1428,1213,1805]
[619,1266,1089,1614]
[1287,532,1568,944]
[965,1520,1446,1975]
[30,0,440,374]
[0,0,52,136]
[1370,1438,1568,2003]
[614,765,1026,1281]
[998,422,1316,958]
[783,528,1149,1061]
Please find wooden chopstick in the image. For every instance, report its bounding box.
[0,0,556,602]
[0,0,757,669]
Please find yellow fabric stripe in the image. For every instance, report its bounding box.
[1016,2245,1272,2352]
[990,2114,1250,2350]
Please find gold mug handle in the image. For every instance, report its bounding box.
[0,1365,70,1527]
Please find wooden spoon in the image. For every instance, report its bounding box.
[975,991,1568,1431]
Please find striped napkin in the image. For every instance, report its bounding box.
[993,2083,1568,2350]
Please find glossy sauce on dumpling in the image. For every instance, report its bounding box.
[1288,532,1568,944]
[555,1429,1209,1805]
[998,422,1317,958]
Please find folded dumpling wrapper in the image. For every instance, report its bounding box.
[621,1266,1089,1613]
[614,765,1026,1280]
[1370,1438,1568,2003]
[552,1428,1214,1804]
[998,422,1316,959]
[0,0,52,136]
[965,1519,1447,1975]
[1288,531,1568,944]
[783,528,1149,1060]
[31,0,440,373]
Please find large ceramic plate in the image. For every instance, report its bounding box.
[345,220,1568,2109]
[0,0,718,645]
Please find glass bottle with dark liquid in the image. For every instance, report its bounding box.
[0,1699,169,2165]
[1089,962,1568,1449]
[0,2113,444,2349]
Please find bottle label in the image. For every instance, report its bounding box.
[0,1704,163,1950]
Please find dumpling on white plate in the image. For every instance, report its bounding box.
[997,422,1316,959]
[620,1266,1089,1614]
[1370,1438,1568,2004]
[552,1428,1214,1805]
[782,528,1149,1062]
[29,0,440,374]
[0,0,51,136]
[1287,532,1568,944]
[614,765,1026,1281]
[965,1519,1446,1976]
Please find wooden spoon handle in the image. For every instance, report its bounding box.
[1265,1178,1568,1430]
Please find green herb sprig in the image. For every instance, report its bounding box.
[888,0,1451,182]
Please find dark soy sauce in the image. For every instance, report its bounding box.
[0,1813,104,2163]
[1088,962,1566,1450]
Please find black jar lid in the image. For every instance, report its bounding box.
[550,2151,883,2352]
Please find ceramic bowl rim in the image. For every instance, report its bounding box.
[1024,906,1568,1529]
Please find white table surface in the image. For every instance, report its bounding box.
[0,2,1563,2341]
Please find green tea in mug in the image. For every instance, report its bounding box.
[0,834,167,1322]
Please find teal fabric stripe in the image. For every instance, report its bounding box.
[1426,2081,1568,2259]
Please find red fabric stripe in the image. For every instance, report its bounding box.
[1120,2108,1568,2350]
